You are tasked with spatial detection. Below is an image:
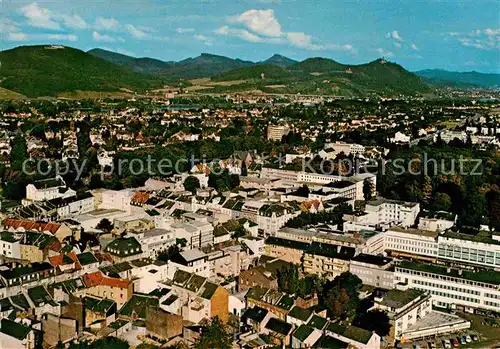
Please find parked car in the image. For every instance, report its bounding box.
[471,334,479,341]
[443,339,452,349]
[466,335,472,343]
[428,341,436,349]
[452,338,460,347]
[414,344,421,349]
[460,336,467,345]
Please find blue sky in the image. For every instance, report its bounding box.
[1,0,499,72]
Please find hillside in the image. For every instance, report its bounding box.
[0,46,164,97]
[211,64,292,81]
[210,58,431,96]
[88,48,173,75]
[262,54,298,67]
[162,53,255,79]
[414,69,500,88]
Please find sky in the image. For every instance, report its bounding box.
[1,0,499,73]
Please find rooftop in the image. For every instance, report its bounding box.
[326,323,373,344]
[397,260,500,285]
[377,288,425,309]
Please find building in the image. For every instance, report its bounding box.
[437,230,500,269]
[238,258,291,292]
[264,236,309,265]
[382,227,439,261]
[303,242,356,280]
[325,322,381,349]
[267,124,290,141]
[371,287,470,343]
[0,231,21,259]
[128,228,175,258]
[363,199,420,228]
[25,176,73,202]
[170,270,229,323]
[79,271,133,308]
[104,237,144,262]
[0,318,36,349]
[395,260,500,313]
[349,254,394,289]
[167,249,210,279]
[146,306,183,340]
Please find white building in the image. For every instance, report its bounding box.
[100,189,134,213]
[267,124,290,141]
[382,227,439,259]
[25,176,74,202]
[437,231,500,269]
[129,228,175,258]
[364,199,420,228]
[395,261,500,313]
[166,219,214,249]
[418,211,456,232]
[349,254,395,289]
[167,249,210,279]
[0,232,22,259]
[322,142,366,157]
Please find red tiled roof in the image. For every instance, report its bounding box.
[131,191,150,204]
[83,271,131,289]
[48,252,81,269]
[3,219,61,234]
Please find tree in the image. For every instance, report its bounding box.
[96,218,113,233]
[322,272,362,319]
[432,192,452,212]
[354,310,391,337]
[363,179,374,201]
[194,317,232,349]
[184,175,201,194]
[277,264,300,295]
[231,225,247,240]
[11,133,28,171]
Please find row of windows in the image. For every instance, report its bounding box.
[438,247,500,266]
[413,279,480,295]
[485,293,500,300]
[397,269,497,290]
[415,287,480,303]
[485,301,500,308]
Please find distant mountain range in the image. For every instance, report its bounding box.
[3,45,490,98]
[414,69,500,88]
[0,46,164,97]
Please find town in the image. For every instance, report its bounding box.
[0,94,499,349]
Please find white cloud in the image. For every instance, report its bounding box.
[448,28,500,50]
[286,32,321,50]
[194,34,213,46]
[393,42,402,48]
[229,9,282,37]
[47,34,78,42]
[20,2,60,29]
[125,24,149,39]
[95,17,120,31]
[215,25,266,43]
[411,43,418,50]
[93,31,116,42]
[19,2,88,30]
[60,14,87,29]
[8,32,29,41]
[386,30,403,41]
[176,27,195,34]
[376,48,394,58]
[484,28,500,36]
[1,18,21,35]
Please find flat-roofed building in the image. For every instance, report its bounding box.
[349,254,394,289]
[395,260,500,313]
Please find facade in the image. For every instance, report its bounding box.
[303,242,355,280]
[349,254,395,289]
[364,199,420,228]
[371,288,432,342]
[395,261,500,313]
[25,176,71,202]
[382,227,439,260]
[267,124,290,141]
[167,249,210,279]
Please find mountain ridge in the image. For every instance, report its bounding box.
[414,69,500,88]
